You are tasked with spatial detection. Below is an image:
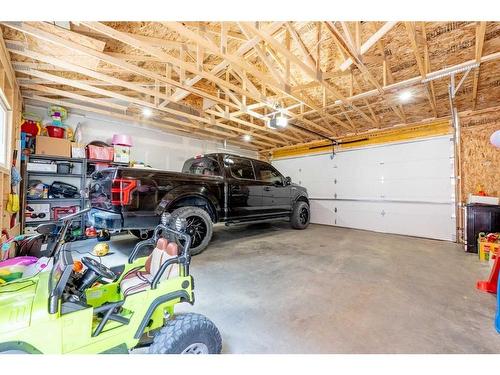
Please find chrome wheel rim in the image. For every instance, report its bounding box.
[185,216,208,248]
[181,342,209,354]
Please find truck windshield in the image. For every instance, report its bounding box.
[182,156,221,177]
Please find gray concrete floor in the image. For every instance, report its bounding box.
[72,223,500,354]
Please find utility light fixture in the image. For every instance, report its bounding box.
[142,108,153,117]
[276,114,288,128]
[243,134,252,142]
[268,114,288,129]
[399,91,412,102]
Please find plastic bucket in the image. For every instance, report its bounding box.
[46,125,65,138]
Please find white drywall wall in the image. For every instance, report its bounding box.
[25,104,257,171]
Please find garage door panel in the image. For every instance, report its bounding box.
[310,200,336,226]
[332,200,455,241]
[333,201,386,232]
[381,177,453,202]
[381,157,453,179]
[333,180,384,200]
[381,202,455,240]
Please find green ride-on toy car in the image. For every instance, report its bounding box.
[0,208,222,354]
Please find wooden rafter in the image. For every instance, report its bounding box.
[325,21,406,123]
[339,22,397,71]
[404,22,438,117]
[239,22,370,130]
[472,21,487,110]
[0,20,497,154]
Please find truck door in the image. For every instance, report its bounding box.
[223,156,264,218]
[253,160,292,215]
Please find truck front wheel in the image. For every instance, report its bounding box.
[290,201,310,229]
[170,206,213,255]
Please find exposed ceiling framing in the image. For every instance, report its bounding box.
[0,21,498,152]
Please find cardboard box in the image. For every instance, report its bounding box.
[71,142,86,159]
[113,145,130,163]
[35,136,71,157]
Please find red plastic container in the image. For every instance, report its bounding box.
[46,125,65,138]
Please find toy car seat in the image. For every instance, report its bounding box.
[120,238,178,296]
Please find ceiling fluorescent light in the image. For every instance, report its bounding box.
[142,108,153,117]
[276,115,288,128]
[399,91,412,102]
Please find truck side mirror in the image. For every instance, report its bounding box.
[284,176,292,186]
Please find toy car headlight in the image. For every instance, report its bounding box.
[161,212,172,226]
[175,218,186,232]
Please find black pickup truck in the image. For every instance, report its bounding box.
[88,153,310,254]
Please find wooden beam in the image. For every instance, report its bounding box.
[26,95,262,150]
[80,21,295,133]
[22,68,282,147]
[472,21,487,110]
[420,22,438,117]
[163,22,348,136]
[285,22,317,70]
[170,22,284,102]
[5,43,229,112]
[240,22,368,129]
[2,22,242,111]
[21,83,129,112]
[297,51,500,118]
[404,22,438,117]
[339,22,397,71]
[325,21,406,123]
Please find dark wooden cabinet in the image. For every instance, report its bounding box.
[465,203,500,253]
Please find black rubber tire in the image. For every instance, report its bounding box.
[129,229,154,240]
[148,313,222,354]
[290,201,310,229]
[170,206,213,256]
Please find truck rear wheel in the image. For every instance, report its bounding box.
[148,313,222,354]
[290,201,310,229]
[170,206,213,255]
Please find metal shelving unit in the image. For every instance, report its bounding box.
[22,154,87,237]
[22,154,130,238]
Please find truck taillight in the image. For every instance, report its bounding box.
[111,179,137,206]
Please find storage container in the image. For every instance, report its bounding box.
[87,144,114,161]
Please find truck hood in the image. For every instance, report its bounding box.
[0,279,37,334]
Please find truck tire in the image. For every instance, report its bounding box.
[170,206,213,255]
[290,201,310,229]
[148,313,222,354]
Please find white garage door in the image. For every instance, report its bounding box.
[273,136,456,241]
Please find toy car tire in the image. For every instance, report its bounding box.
[290,201,310,230]
[148,313,222,354]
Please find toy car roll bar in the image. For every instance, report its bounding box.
[127,214,192,286]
